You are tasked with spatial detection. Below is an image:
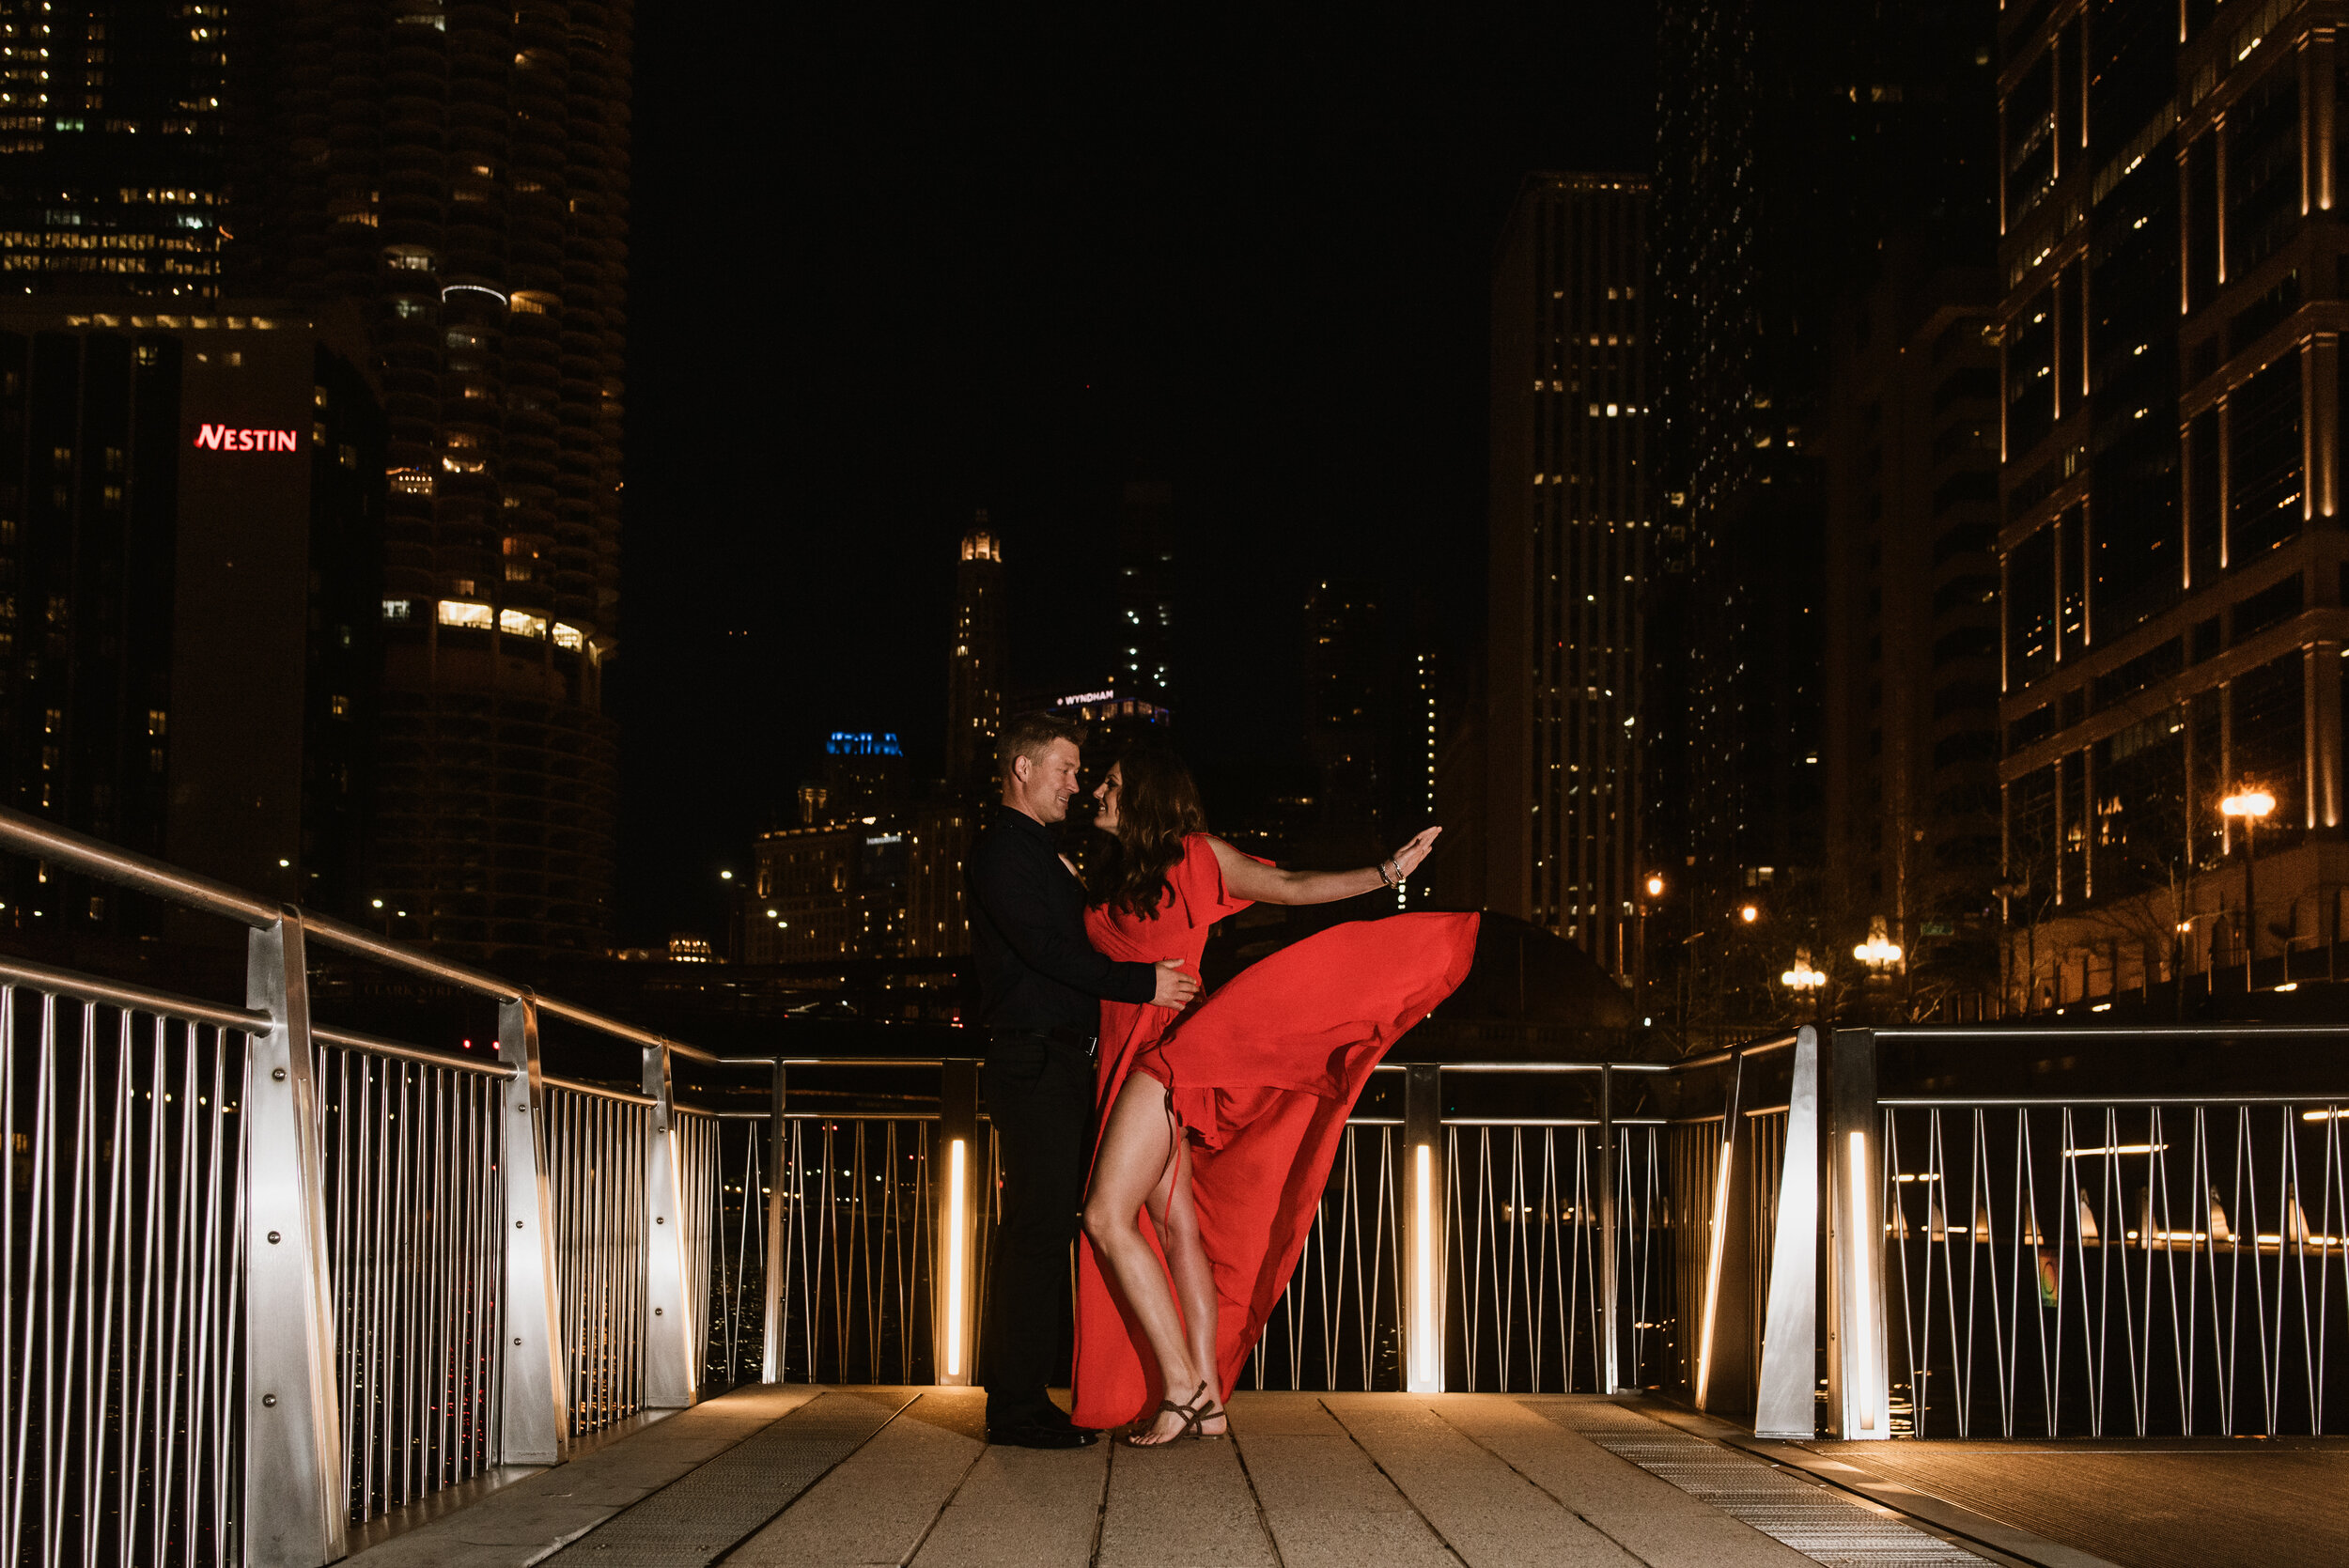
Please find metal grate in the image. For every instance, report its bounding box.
[1595,1433,1985,1565]
[543,1390,907,1564]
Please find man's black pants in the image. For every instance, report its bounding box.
[978,1030,1095,1429]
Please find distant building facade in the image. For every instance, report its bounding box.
[1824,253,2003,1008]
[948,513,1005,787]
[1653,0,1995,977]
[0,5,224,299]
[1993,0,2346,1007]
[1303,579,1382,835]
[746,800,971,964]
[0,303,383,929]
[1007,685,1172,759]
[227,1,632,962]
[1486,173,1651,977]
[1115,480,1174,709]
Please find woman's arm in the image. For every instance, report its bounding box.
[1207,828,1442,907]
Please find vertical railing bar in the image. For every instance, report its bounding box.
[760,1069,786,1382]
[127,1015,164,1565]
[17,993,55,1564]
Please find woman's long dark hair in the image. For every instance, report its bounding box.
[1090,746,1208,918]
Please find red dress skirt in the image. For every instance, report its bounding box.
[1069,834,1479,1427]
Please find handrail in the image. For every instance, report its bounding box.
[0,803,280,926]
[1871,1022,2349,1040]
[313,1024,518,1079]
[542,1074,660,1106]
[0,800,698,1060]
[0,952,271,1034]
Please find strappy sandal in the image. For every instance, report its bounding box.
[1124,1380,1219,1447]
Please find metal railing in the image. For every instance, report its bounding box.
[1833,1022,2349,1438]
[16,793,2340,1566]
[0,808,729,1567]
[0,801,1826,1566]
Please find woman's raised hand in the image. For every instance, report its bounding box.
[1389,826,1442,881]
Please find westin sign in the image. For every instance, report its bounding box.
[193,424,301,453]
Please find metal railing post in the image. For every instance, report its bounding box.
[496,994,568,1463]
[1598,1063,1627,1392]
[1753,1024,1822,1437]
[759,1061,788,1383]
[1695,1049,1750,1412]
[1403,1063,1445,1392]
[643,1043,697,1407]
[1826,1028,1890,1437]
[934,1059,980,1386]
[241,910,346,1567]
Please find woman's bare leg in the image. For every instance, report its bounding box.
[1143,1140,1225,1434]
[1081,1073,1206,1442]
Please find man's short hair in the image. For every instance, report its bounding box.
[996,710,1086,783]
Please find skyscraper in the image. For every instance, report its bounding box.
[0,304,383,929]
[1486,174,1651,976]
[226,0,632,960]
[0,4,225,299]
[1823,250,2002,1010]
[1303,578,1381,834]
[1654,0,1997,954]
[1994,0,2339,1009]
[948,511,1005,787]
[1114,479,1174,709]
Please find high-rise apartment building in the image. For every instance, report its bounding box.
[1824,250,2003,1009]
[225,1,630,961]
[948,512,1005,787]
[1994,0,2343,1008]
[0,4,225,299]
[1486,174,1651,975]
[1114,480,1174,709]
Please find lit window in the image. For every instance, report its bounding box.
[381,598,412,621]
[437,599,492,630]
[498,608,547,640]
[329,694,349,717]
[552,622,583,650]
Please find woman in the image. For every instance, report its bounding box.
[1073,749,1478,1444]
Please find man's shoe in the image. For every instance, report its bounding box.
[987,1422,1099,1449]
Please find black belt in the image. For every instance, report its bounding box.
[989,1024,1098,1057]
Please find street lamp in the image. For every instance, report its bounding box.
[1782,948,1827,1026]
[1739,903,1759,924]
[1636,874,1665,1012]
[2219,784,2276,986]
[1854,915,1903,978]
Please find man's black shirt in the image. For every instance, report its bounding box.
[966,806,1157,1032]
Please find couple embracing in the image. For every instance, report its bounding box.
[966,711,1478,1448]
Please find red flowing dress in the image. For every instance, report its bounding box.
[1069,834,1479,1428]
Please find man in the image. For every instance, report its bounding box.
[965,711,1198,1448]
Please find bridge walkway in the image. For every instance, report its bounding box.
[327,1387,2281,1568]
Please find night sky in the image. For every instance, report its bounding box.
[616,7,1655,943]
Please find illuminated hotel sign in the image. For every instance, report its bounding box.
[1055,690,1115,707]
[192,424,301,453]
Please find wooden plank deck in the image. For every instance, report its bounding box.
[338,1387,2313,1568]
